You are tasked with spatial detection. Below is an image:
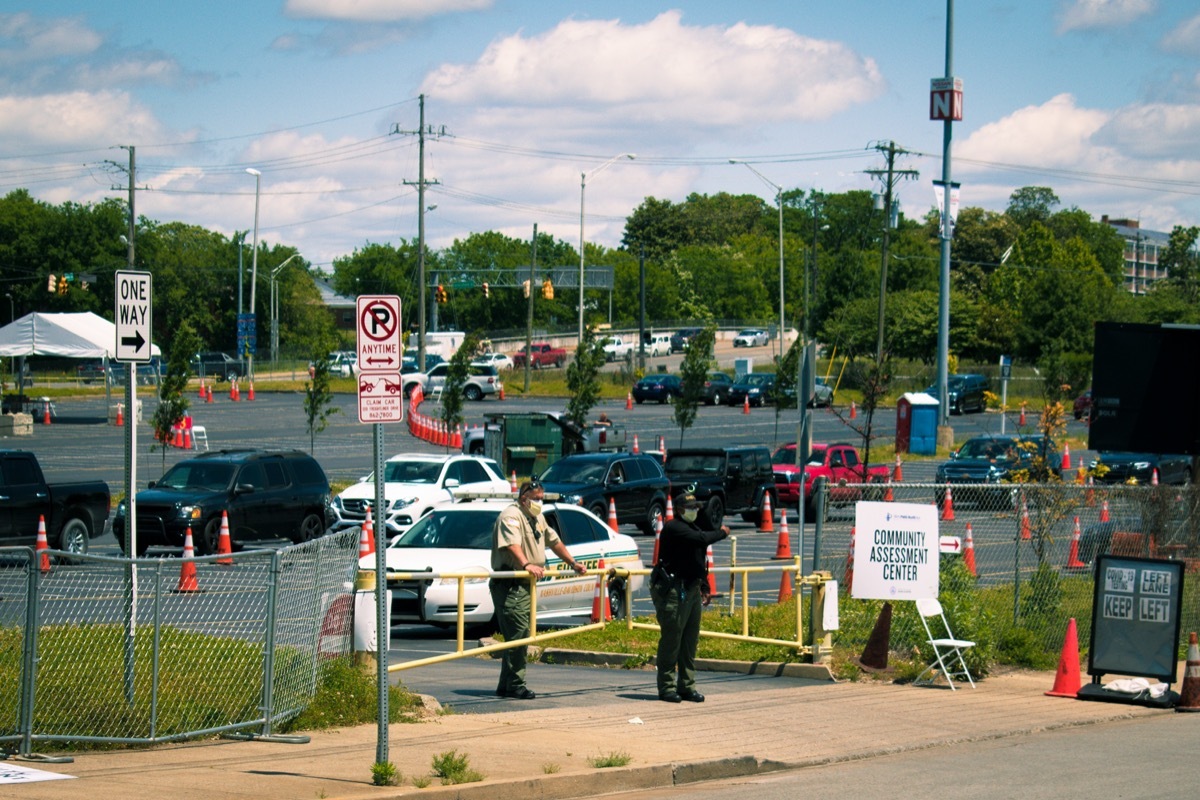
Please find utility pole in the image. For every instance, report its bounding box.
[395,95,444,372]
[865,141,918,367]
[933,0,960,446]
[524,225,537,393]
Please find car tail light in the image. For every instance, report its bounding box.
[598,430,607,445]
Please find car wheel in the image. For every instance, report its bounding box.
[590,502,610,524]
[702,496,725,531]
[741,495,767,524]
[607,577,627,620]
[464,385,483,401]
[954,398,963,415]
[116,528,150,556]
[295,513,325,544]
[640,500,665,535]
[198,516,222,556]
[635,397,644,405]
[57,517,90,556]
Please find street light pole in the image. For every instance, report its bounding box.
[246,168,261,379]
[579,153,635,343]
[731,160,786,362]
[270,253,303,364]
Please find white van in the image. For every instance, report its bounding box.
[647,333,671,357]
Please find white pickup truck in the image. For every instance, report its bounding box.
[602,335,633,362]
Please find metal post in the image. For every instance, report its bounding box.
[373,422,389,764]
[936,0,955,433]
[246,168,261,380]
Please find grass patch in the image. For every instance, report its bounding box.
[431,749,484,784]
[371,761,401,786]
[588,751,632,768]
[0,625,422,750]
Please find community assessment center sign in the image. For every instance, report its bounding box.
[852,501,939,600]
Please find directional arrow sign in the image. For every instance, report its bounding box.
[939,536,962,554]
[115,270,152,363]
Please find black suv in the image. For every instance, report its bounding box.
[670,327,703,354]
[924,373,989,415]
[191,351,240,382]
[113,450,333,555]
[539,452,670,535]
[934,434,1062,507]
[664,446,777,531]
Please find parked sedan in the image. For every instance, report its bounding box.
[702,372,734,405]
[733,328,769,348]
[539,452,670,535]
[934,434,1062,508]
[726,373,776,407]
[632,374,682,404]
[472,352,513,371]
[362,497,645,625]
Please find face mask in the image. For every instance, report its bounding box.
[526,500,543,517]
[681,509,698,523]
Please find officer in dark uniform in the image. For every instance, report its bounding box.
[650,489,729,703]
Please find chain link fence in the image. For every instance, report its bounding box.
[0,529,360,753]
[812,482,1200,671]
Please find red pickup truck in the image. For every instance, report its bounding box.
[772,442,891,520]
[511,342,567,369]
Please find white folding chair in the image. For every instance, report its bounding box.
[427,384,444,403]
[914,597,976,690]
[191,425,209,451]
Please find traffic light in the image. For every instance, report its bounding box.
[436,284,447,304]
[541,278,554,300]
[57,276,68,296]
[47,274,57,293]
[482,282,489,298]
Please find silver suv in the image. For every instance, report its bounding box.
[424,363,503,401]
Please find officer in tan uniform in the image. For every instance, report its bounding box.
[490,480,586,699]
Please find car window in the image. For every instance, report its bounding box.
[608,461,626,484]
[263,461,289,488]
[0,457,37,487]
[289,457,328,488]
[238,463,268,490]
[393,510,493,549]
[541,459,606,484]
[666,454,722,474]
[158,462,235,490]
[843,449,860,469]
[457,460,490,484]
[552,506,607,546]
[382,460,442,483]
[829,450,844,467]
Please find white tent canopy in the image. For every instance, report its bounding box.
[0,311,161,359]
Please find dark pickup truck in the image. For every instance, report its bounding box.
[0,450,111,555]
[663,446,777,531]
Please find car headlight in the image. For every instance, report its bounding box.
[117,500,126,516]
[986,466,1005,481]
[438,569,490,586]
[178,505,203,521]
[1133,461,1151,471]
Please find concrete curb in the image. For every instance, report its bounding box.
[541,648,836,681]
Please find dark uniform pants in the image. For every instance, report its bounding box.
[490,579,532,693]
[650,578,703,696]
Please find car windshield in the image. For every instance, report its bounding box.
[737,330,757,337]
[742,374,771,386]
[381,460,443,484]
[665,454,723,474]
[958,439,1019,461]
[157,462,236,491]
[540,460,608,484]
[392,509,496,550]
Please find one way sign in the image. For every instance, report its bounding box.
[115,270,152,363]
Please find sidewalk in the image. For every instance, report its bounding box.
[6,661,1167,800]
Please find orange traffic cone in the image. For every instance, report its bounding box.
[632,433,640,454]
[452,424,463,449]
[606,497,619,532]
[758,493,774,533]
[359,508,376,558]
[849,401,857,420]
[510,471,518,493]
[172,423,183,448]
[1020,499,1032,540]
[778,567,793,602]
[247,380,255,401]
[1100,499,1110,523]
[1019,404,1026,427]
[198,377,206,399]
[657,436,666,465]
[1085,475,1096,507]
[1045,618,1082,698]
[963,522,977,577]
[652,517,662,566]
[1062,443,1071,471]
[844,529,855,593]
[1177,632,1200,712]
[182,418,192,450]
[499,385,505,401]
[705,546,720,598]
[590,554,611,622]
[883,477,894,502]
[941,484,955,521]
[742,395,750,415]
[229,379,237,401]
[35,515,51,573]
[42,400,51,425]
[115,404,124,427]
[175,524,201,593]
[625,392,633,410]
[893,455,903,482]
[206,385,214,403]
[1066,516,1087,570]
[1152,468,1160,486]
[664,492,675,522]
[215,510,234,565]
[773,509,792,559]
[600,553,612,620]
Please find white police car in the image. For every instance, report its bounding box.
[359,493,645,627]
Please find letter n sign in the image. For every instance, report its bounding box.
[930,77,963,121]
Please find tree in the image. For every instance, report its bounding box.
[674,326,715,446]
[1162,225,1200,305]
[1006,186,1060,229]
[151,321,200,474]
[565,327,606,428]
[439,334,479,438]
[303,347,339,454]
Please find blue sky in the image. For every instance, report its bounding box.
[2,1,1199,269]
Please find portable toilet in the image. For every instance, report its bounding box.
[896,392,939,455]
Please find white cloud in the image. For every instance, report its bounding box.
[0,13,102,64]
[1161,13,1200,56]
[422,11,884,129]
[960,94,1111,166]
[0,90,168,149]
[285,0,492,23]
[1098,102,1200,158]
[1056,0,1156,34]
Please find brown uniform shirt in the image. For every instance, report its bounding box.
[490,503,561,571]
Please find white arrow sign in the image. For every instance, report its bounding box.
[939,536,962,554]
[115,270,152,363]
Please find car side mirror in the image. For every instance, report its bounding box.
[234,483,255,495]
[444,478,460,489]
[147,480,156,488]
[950,451,959,460]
